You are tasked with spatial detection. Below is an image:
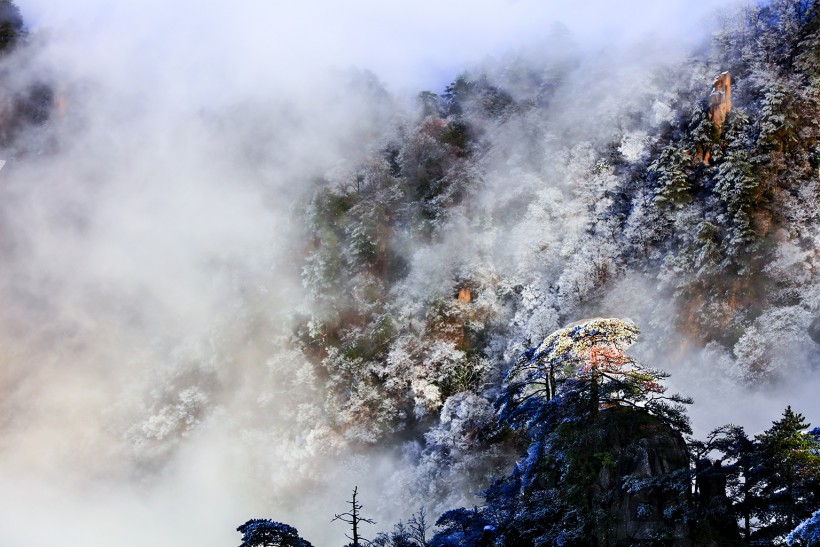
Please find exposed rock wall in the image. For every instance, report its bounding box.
[593,410,693,546]
[700,71,731,163]
[708,71,731,132]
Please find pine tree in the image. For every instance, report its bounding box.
[689,103,719,163]
[796,2,820,86]
[236,519,313,547]
[428,507,490,547]
[787,509,820,546]
[373,508,430,547]
[650,142,692,207]
[713,112,759,261]
[754,407,820,544]
[708,425,763,543]
[487,320,695,545]
[502,318,692,431]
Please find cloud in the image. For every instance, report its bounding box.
[0,0,749,545]
[19,0,729,95]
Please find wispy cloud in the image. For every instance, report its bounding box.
[0,0,748,545]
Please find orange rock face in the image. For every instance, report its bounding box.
[707,71,731,131]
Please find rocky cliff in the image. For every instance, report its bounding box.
[591,409,693,546]
[707,71,731,131]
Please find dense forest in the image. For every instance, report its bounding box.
[283,0,820,543]
[1,0,820,546]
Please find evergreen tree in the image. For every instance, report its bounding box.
[373,508,430,547]
[754,407,820,544]
[756,81,800,161]
[688,102,719,163]
[713,112,759,261]
[649,142,692,207]
[701,424,763,543]
[428,508,490,547]
[502,318,692,431]
[236,519,313,547]
[787,508,820,546]
[795,1,820,85]
[480,320,694,545]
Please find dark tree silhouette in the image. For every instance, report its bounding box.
[236,519,312,547]
[333,486,376,547]
[372,507,430,547]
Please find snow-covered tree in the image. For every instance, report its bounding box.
[788,509,820,546]
[502,318,691,430]
[650,141,692,207]
[236,519,313,547]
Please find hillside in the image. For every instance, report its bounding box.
[0,1,819,546]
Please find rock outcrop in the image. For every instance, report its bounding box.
[707,72,731,132]
[699,71,732,163]
[593,409,693,546]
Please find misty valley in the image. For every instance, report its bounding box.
[1,0,820,546]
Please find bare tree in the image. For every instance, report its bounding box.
[332,486,376,547]
[407,506,429,547]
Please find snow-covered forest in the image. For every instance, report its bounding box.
[0,0,819,545]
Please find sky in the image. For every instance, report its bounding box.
[0,1,758,546]
[18,0,731,97]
